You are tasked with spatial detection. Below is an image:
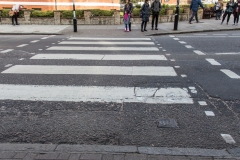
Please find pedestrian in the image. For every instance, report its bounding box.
[140,0,151,32]
[151,0,161,30]
[233,0,240,25]
[221,0,235,25]
[124,0,133,31]
[189,0,204,24]
[123,11,130,32]
[11,4,23,26]
[215,0,224,20]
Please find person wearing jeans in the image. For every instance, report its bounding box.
[189,0,204,24]
[151,0,161,30]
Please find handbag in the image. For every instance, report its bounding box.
[9,10,14,17]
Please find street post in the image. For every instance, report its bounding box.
[174,0,180,30]
[73,0,77,32]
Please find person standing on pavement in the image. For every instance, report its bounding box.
[151,0,161,30]
[11,4,23,26]
[233,0,240,25]
[123,11,130,31]
[221,0,235,25]
[189,0,204,24]
[215,0,224,20]
[124,0,133,31]
[140,0,151,32]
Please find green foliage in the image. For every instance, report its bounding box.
[135,4,141,8]
[31,10,54,17]
[1,9,11,17]
[162,4,170,8]
[180,4,190,8]
[160,8,167,15]
[91,9,114,16]
[203,4,215,8]
[132,8,141,16]
[173,7,184,13]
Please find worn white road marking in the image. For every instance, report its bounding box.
[185,45,193,48]
[189,87,196,90]
[4,64,12,68]
[174,66,180,68]
[229,36,240,37]
[163,49,166,51]
[221,69,240,79]
[59,41,155,45]
[30,54,168,61]
[194,34,208,35]
[215,52,240,55]
[17,44,28,47]
[0,84,193,104]
[194,50,206,55]
[69,37,151,41]
[41,37,49,39]
[30,40,39,43]
[166,54,171,56]
[38,49,42,51]
[205,111,215,116]
[2,65,177,76]
[221,134,236,144]
[179,41,186,44]
[170,59,175,61]
[177,36,226,38]
[173,38,179,40]
[19,58,24,60]
[181,74,187,77]
[47,46,159,51]
[169,35,175,37]
[206,59,221,65]
[213,34,228,35]
[0,49,13,53]
[198,101,207,105]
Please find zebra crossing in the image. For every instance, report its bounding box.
[0,37,194,104]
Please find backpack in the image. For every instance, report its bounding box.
[215,2,220,10]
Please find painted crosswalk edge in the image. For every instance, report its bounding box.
[0,84,193,104]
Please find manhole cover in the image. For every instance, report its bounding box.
[158,118,178,128]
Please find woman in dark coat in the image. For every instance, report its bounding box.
[124,0,133,31]
[141,0,151,32]
[233,0,240,25]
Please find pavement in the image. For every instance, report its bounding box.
[0,18,240,36]
[1,18,240,160]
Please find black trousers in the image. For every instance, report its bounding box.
[152,12,159,28]
[222,11,232,23]
[233,12,240,24]
[12,14,18,25]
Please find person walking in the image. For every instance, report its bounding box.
[189,0,204,24]
[11,4,23,26]
[151,0,161,30]
[140,0,151,32]
[215,0,224,20]
[123,11,130,31]
[233,0,240,25]
[221,0,235,25]
[124,0,133,31]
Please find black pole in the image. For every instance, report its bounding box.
[174,0,179,30]
[73,0,77,32]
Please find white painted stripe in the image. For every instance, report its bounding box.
[228,36,240,37]
[30,54,167,61]
[47,46,159,51]
[221,69,240,79]
[189,87,196,90]
[0,49,13,53]
[169,35,175,37]
[0,84,193,104]
[206,59,221,65]
[198,101,207,105]
[41,37,49,39]
[59,41,155,45]
[4,64,12,68]
[213,34,228,35]
[2,65,177,76]
[17,44,28,47]
[194,34,208,35]
[174,66,180,68]
[170,59,175,61]
[177,36,226,38]
[215,52,240,55]
[181,74,187,77]
[205,111,215,116]
[221,134,236,144]
[0,2,120,7]
[19,58,24,60]
[193,50,206,55]
[30,40,39,43]
[179,41,186,44]
[173,38,179,40]
[69,37,151,41]
[185,45,193,48]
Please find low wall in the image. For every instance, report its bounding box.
[0,10,203,25]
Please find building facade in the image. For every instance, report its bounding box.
[0,0,120,10]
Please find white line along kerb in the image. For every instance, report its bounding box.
[0,84,194,104]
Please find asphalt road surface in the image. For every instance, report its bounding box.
[0,31,239,149]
